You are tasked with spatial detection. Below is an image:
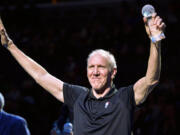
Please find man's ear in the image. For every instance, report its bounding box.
[111,68,117,79]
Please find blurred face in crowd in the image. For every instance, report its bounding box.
[87,53,116,93]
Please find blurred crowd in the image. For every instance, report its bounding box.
[0,0,179,135]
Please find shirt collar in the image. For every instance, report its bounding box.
[88,85,117,100]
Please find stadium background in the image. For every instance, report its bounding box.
[0,0,179,134]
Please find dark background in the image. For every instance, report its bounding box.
[0,0,179,135]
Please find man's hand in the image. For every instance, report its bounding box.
[0,17,13,47]
[143,13,166,39]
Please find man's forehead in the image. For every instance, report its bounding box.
[88,54,109,65]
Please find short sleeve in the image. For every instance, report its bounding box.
[119,85,136,108]
[63,83,88,109]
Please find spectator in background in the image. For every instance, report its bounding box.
[50,121,73,135]
[0,92,31,135]
[50,104,73,135]
[62,122,73,135]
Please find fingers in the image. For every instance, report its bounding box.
[0,17,5,29]
[160,22,166,30]
[0,29,6,36]
[0,17,6,36]
[0,17,8,38]
[143,12,157,25]
[151,12,157,18]
[154,16,161,25]
[152,13,166,30]
[143,17,148,24]
[144,12,166,32]
[0,17,11,46]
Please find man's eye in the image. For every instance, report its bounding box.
[99,66,105,68]
[88,66,94,68]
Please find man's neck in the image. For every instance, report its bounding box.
[92,87,111,99]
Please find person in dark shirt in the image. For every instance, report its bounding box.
[0,12,166,135]
[0,92,30,135]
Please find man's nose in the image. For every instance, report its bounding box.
[93,67,99,75]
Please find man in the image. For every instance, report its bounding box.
[0,12,166,135]
[0,92,31,135]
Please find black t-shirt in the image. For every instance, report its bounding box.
[63,83,136,135]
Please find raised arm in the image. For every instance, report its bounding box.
[0,17,64,102]
[134,13,166,105]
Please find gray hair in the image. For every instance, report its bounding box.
[87,49,117,71]
[0,92,5,111]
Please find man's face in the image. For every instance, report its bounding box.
[87,54,114,92]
